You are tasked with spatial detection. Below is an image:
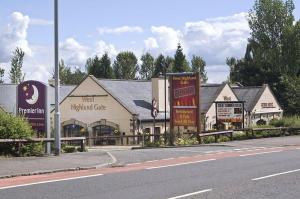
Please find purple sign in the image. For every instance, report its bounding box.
[17,80,47,133]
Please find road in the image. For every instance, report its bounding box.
[1,144,300,199]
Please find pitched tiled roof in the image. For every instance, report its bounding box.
[232,86,265,111]
[200,83,225,113]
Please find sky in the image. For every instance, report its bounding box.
[0,0,300,83]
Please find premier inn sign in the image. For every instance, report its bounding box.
[17,80,47,133]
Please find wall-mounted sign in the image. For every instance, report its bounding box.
[70,96,107,112]
[170,73,200,131]
[17,80,47,133]
[215,101,244,124]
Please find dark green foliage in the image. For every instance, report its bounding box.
[10,47,25,84]
[153,54,165,78]
[173,43,190,72]
[0,112,44,156]
[227,0,300,114]
[191,55,208,83]
[86,53,114,79]
[113,51,138,79]
[0,67,4,83]
[140,53,155,80]
[56,60,86,85]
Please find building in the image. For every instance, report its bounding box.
[232,84,283,126]
[0,75,283,145]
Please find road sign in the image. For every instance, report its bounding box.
[151,98,158,118]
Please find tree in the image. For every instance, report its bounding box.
[55,59,86,85]
[227,0,300,114]
[0,67,4,83]
[191,55,208,83]
[10,48,25,84]
[140,53,155,80]
[153,54,165,78]
[113,51,139,79]
[86,53,114,79]
[173,43,190,72]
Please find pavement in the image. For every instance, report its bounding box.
[0,135,300,179]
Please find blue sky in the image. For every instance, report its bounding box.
[0,0,299,83]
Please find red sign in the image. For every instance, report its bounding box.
[170,74,199,128]
[173,108,196,126]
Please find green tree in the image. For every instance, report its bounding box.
[140,53,155,80]
[153,54,165,78]
[0,67,4,83]
[191,55,208,83]
[87,53,114,79]
[228,0,300,114]
[10,48,25,84]
[173,43,190,72]
[113,51,139,79]
[55,59,86,85]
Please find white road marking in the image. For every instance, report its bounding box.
[0,173,104,190]
[161,157,175,161]
[146,159,216,170]
[127,162,141,166]
[252,169,300,181]
[167,188,212,199]
[239,150,282,157]
[145,160,159,163]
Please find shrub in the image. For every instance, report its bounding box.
[0,112,34,139]
[0,112,44,156]
[218,136,230,143]
[63,145,76,153]
[202,136,215,144]
[176,135,198,145]
[233,131,248,140]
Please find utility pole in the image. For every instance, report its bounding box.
[54,0,61,155]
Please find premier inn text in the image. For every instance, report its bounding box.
[18,107,45,115]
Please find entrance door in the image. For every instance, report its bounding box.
[93,125,116,145]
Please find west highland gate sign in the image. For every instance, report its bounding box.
[170,72,201,132]
[17,80,48,133]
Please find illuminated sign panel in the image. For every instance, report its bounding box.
[170,73,200,129]
[17,80,47,133]
[216,102,243,123]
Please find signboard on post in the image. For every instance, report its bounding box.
[17,80,48,134]
[215,101,244,129]
[170,72,201,135]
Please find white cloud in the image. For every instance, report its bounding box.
[183,12,250,65]
[94,40,118,58]
[0,12,32,62]
[98,26,143,35]
[60,37,90,68]
[29,18,53,26]
[144,37,159,49]
[150,26,182,52]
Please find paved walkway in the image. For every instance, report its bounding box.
[0,150,113,178]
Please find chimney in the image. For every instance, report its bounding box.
[151,77,169,112]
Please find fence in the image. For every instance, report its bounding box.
[0,137,86,154]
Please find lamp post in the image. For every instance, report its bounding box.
[163,62,168,145]
[54,0,61,155]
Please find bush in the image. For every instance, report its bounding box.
[218,136,230,143]
[176,135,198,145]
[0,112,44,156]
[0,112,34,139]
[233,131,249,140]
[202,136,215,144]
[269,116,300,128]
[62,145,76,153]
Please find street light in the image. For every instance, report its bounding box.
[54,0,61,155]
[163,62,168,145]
